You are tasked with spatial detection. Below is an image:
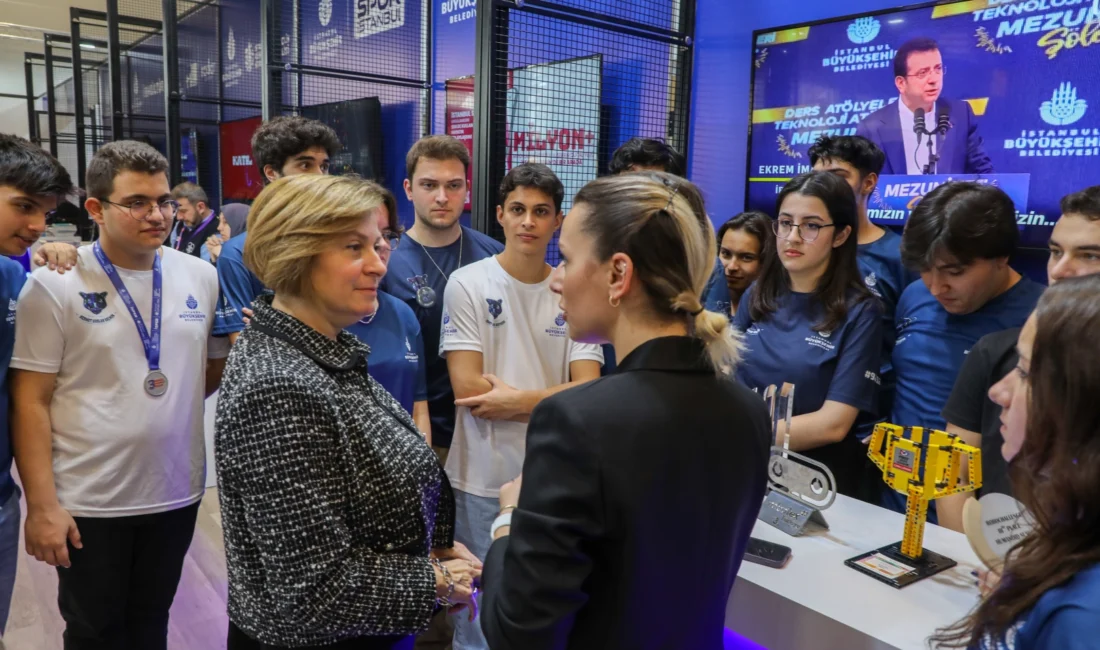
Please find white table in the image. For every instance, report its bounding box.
[726,494,982,650]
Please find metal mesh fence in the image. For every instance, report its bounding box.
[533,0,682,32]
[271,0,430,227]
[480,0,693,264]
[178,0,227,208]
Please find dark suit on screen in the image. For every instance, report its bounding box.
[856,97,994,175]
[479,336,771,650]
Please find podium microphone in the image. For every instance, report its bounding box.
[936,106,951,136]
[914,107,926,147]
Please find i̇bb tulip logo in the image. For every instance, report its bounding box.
[847,17,881,45]
[1041,82,1088,126]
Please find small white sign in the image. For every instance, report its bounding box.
[854,552,915,579]
[356,0,405,39]
[978,493,1033,560]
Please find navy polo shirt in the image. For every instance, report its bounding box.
[977,563,1100,649]
[346,291,427,415]
[857,228,916,422]
[212,232,262,336]
[733,288,882,496]
[891,276,1044,432]
[0,258,27,503]
[379,226,503,448]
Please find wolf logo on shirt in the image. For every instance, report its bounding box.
[487,298,503,320]
[80,291,108,315]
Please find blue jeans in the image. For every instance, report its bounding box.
[450,490,497,650]
[0,485,21,635]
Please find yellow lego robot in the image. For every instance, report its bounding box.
[846,423,983,587]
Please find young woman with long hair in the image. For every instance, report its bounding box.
[732,171,882,497]
[933,273,1100,649]
[476,173,771,649]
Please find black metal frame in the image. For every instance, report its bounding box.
[677,0,697,165]
[43,37,61,157]
[471,0,695,233]
[69,10,113,184]
[162,0,181,184]
[67,7,149,185]
[260,0,277,121]
[70,14,88,181]
[106,0,125,138]
[423,0,433,143]
[472,0,508,235]
[24,55,38,145]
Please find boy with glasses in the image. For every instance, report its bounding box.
[11,141,229,649]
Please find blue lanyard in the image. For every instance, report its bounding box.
[93,241,162,372]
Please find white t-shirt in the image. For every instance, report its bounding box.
[11,245,229,518]
[440,256,603,497]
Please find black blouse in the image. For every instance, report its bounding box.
[215,296,454,647]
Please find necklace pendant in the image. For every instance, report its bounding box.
[417,285,437,308]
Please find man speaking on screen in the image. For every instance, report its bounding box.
[856,37,994,176]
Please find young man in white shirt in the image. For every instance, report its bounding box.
[10,140,229,650]
[441,163,603,650]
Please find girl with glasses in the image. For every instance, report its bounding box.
[732,171,882,498]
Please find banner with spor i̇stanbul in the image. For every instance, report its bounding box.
[748,0,1100,247]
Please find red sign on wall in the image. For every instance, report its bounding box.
[219,116,264,201]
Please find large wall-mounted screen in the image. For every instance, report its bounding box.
[748,0,1100,247]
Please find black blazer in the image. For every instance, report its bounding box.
[480,336,771,650]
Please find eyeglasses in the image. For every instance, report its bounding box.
[380,229,402,254]
[100,198,180,222]
[906,64,945,81]
[773,219,836,243]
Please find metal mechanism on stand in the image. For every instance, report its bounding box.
[756,383,837,537]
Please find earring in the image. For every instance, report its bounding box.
[609,294,621,308]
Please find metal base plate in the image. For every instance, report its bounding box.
[758,489,829,537]
[845,542,957,589]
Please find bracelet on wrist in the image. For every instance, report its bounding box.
[498,504,517,516]
[430,558,455,606]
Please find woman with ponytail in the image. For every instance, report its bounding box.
[732,171,883,498]
[932,274,1100,650]
[476,173,771,649]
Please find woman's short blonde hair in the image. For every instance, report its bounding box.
[243,174,384,297]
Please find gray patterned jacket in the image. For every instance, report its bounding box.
[215,296,454,647]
